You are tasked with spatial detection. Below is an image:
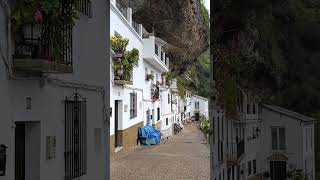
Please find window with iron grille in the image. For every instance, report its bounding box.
[64,93,87,180]
[130,92,137,118]
[77,0,92,17]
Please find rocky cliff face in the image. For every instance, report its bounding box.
[124,0,209,74]
[213,0,320,118]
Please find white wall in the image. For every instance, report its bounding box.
[191,95,209,118]
[259,108,315,179]
[0,0,109,179]
[110,1,144,135]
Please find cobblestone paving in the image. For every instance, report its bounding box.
[111,122,210,180]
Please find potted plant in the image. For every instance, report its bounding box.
[110,35,129,58]
[11,0,78,61]
[110,36,139,81]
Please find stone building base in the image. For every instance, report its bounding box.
[110,121,144,159]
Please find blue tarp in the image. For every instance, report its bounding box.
[138,124,161,145]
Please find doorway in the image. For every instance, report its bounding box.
[114,100,123,148]
[15,122,40,180]
[195,112,200,121]
[15,123,25,180]
[270,161,286,180]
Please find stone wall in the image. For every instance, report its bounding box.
[110,121,144,158]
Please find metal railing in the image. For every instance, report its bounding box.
[226,143,238,162]
[116,0,127,18]
[132,21,140,35]
[77,0,92,17]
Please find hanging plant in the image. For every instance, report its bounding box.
[11,0,79,61]
[110,36,139,81]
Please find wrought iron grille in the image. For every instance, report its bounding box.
[64,93,87,180]
[13,1,73,66]
[77,0,92,17]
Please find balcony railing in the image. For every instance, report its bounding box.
[116,0,127,18]
[226,143,238,165]
[132,21,140,35]
[12,22,73,75]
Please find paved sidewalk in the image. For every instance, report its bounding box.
[111,122,210,180]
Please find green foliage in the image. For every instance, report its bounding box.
[195,50,210,98]
[200,0,210,26]
[111,36,139,81]
[11,0,79,61]
[200,115,209,136]
[214,49,241,115]
[110,35,129,53]
[162,71,177,85]
[177,77,186,98]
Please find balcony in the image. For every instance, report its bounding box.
[114,69,133,85]
[12,24,73,75]
[115,0,127,18]
[226,143,238,166]
[151,86,160,101]
[142,36,169,72]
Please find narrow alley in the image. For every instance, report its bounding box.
[111,122,210,180]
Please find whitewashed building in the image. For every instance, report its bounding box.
[110,0,145,156]
[0,0,109,180]
[259,104,315,180]
[110,0,173,156]
[212,89,316,180]
[191,95,209,120]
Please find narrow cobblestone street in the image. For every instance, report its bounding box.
[111,122,210,180]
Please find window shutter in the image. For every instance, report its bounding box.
[134,93,137,117]
[130,93,133,118]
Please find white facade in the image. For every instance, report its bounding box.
[259,104,315,180]
[110,0,144,138]
[212,89,316,180]
[191,95,209,119]
[0,0,109,180]
[110,0,173,144]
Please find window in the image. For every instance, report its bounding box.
[77,0,92,17]
[157,108,160,121]
[168,94,170,104]
[64,94,87,179]
[252,104,256,114]
[130,92,137,118]
[271,127,286,150]
[253,159,256,174]
[247,104,251,114]
[166,118,168,125]
[195,102,199,109]
[248,161,252,175]
[145,68,148,76]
